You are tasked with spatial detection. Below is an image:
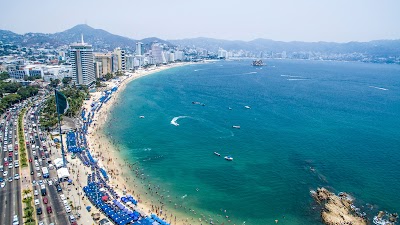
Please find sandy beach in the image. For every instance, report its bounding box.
[79,62,205,225]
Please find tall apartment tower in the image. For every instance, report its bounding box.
[69,36,95,86]
[94,53,113,76]
[113,47,126,71]
[136,42,143,56]
[151,43,165,64]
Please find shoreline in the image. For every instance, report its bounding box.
[83,62,204,225]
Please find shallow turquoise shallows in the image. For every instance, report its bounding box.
[105,60,400,225]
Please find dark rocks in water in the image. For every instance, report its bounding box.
[311,187,367,225]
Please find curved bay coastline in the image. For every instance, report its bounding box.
[86,59,400,225]
[85,62,208,225]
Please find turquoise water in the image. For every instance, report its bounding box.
[105,60,400,224]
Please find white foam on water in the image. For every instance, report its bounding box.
[170,116,188,126]
[369,86,388,91]
[287,78,308,81]
[281,75,304,78]
[243,72,257,75]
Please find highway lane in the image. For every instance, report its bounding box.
[0,112,8,225]
[27,103,69,225]
[13,112,23,225]
[26,107,52,225]
[0,110,22,225]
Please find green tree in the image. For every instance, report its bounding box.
[50,78,60,88]
[62,77,72,87]
[104,73,113,81]
[0,72,9,80]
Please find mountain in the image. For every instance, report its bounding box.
[0,24,175,52]
[0,25,399,58]
[52,24,136,50]
[169,37,400,57]
[0,24,137,51]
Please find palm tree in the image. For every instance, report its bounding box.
[23,189,31,199]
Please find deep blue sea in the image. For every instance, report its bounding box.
[105,60,400,225]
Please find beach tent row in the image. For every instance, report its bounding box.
[67,131,82,153]
[150,214,170,225]
[133,217,166,225]
[84,183,138,225]
[100,168,109,181]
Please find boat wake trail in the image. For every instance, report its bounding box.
[243,72,257,75]
[170,116,188,126]
[369,86,389,91]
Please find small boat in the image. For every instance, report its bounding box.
[224,156,233,161]
[252,60,264,66]
[232,125,240,129]
[139,116,145,118]
[228,107,232,110]
[214,152,221,156]
[192,101,206,106]
[244,106,251,109]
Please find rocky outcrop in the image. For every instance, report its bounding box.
[311,188,367,225]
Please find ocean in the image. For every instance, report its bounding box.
[105,59,400,225]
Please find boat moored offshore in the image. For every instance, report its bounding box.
[224,156,233,161]
[252,60,264,66]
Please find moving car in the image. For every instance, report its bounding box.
[36,207,42,215]
[34,199,39,205]
[46,206,52,214]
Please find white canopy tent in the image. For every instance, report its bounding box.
[57,167,70,182]
[54,158,64,169]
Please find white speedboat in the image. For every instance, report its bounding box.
[224,156,233,161]
[232,125,240,129]
[214,152,221,156]
[139,116,145,118]
[244,106,251,109]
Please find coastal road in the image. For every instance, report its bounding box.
[0,110,23,225]
[26,103,69,225]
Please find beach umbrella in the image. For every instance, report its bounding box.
[102,195,109,201]
[86,206,91,211]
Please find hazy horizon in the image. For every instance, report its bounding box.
[1,0,399,43]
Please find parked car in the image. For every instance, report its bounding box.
[43,197,48,204]
[36,207,42,215]
[46,206,52,214]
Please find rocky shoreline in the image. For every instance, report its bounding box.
[311,187,367,225]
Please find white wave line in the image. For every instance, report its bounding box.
[369,86,388,91]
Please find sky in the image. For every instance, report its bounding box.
[1,0,399,42]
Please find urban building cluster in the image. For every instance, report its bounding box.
[3,36,395,88]
[0,37,206,87]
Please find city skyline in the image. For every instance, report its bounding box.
[0,0,399,43]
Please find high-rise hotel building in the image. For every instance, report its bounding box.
[70,37,95,86]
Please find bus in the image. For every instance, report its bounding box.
[42,167,49,178]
